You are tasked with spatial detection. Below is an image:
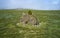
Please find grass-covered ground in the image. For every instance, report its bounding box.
[0,9,60,38]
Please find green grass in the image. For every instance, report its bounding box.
[0,9,60,38]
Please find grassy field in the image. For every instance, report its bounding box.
[0,9,60,38]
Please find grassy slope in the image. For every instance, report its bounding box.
[0,10,60,38]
